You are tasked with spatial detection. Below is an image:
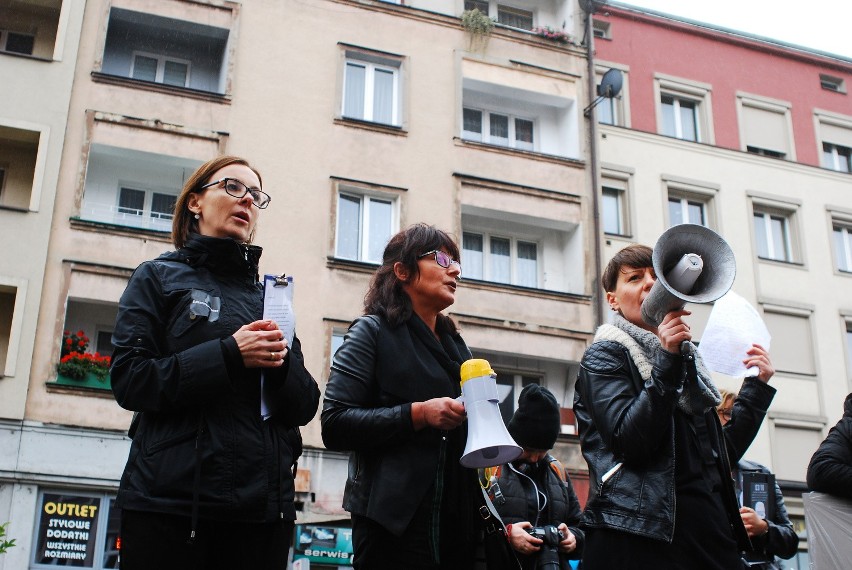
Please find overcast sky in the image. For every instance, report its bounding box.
[614,0,851,59]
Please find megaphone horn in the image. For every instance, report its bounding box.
[458,359,522,469]
[641,224,736,327]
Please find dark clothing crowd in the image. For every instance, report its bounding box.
[108,165,845,569]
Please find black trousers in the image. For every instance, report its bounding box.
[119,509,293,570]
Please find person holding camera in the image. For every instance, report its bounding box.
[481,384,584,569]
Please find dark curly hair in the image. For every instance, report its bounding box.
[364,223,461,332]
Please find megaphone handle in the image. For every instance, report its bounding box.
[681,341,697,385]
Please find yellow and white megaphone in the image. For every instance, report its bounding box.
[459,358,522,469]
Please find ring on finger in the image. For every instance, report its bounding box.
[269,351,276,361]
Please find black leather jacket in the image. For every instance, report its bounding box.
[807,393,852,500]
[321,314,474,537]
[574,339,776,543]
[111,235,320,524]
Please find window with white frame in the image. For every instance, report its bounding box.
[592,19,611,40]
[656,76,711,143]
[463,108,535,151]
[660,94,700,141]
[463,231,538,287]
[833,220,852,273]
[497,5,534,30]
[131,51,190,87]
[0,29,35,55]
[753,204,798,263]
[601,175,629,236]
[496,371,541,424]
[595,67,625,127]
[823,143,852,172]
[820,74,845,93]
[117,187,176,224]
[464,0,490,12]
[335,189,396,263]
[342,50,401,126]
[818,116,852,172]
[740,97,792,159]
[668,195,706,227]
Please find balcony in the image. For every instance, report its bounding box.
[77,144,201,233]
[0,0,61,59]
[100,7,230,95]
[0,124,39,210]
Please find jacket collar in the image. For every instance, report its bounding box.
[179,233,262,280]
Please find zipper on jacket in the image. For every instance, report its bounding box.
[429,433,448,564]
[187,417,205,544]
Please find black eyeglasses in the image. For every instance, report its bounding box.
[200,178,271,209]
[418,250,461,275]
[718,408,733,421]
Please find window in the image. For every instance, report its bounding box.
[0,29,35,55]
[463,108,534,150]
[0,124,40,209]
[101,7,231,95]
[592,19,611,40]
[58,298,119,390]
[823,143,852,172]
[342,52,401,126]
[117,187,177,225]
[820,74,846,93]
[668,196,706,227]
[95,330,115,358]
[740,98,792,159]
[335,190,396,263]
[661,95,699,141]
[753,210,793,262]
[131,52,190,87]
[0,166,5,201]
[463,231,539,287]
[763,309,815,375]
[497,5,533,30]
[656,75,712,143]
[0,285,16,377]
[601,175,629,236]
[833,222,852,273]
[664,178,717,229]
[595,66,626,127]
[496,372,540,423]
[464,0,490,12]
[32,490,120,569]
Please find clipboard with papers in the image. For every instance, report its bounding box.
[260,274,294,419]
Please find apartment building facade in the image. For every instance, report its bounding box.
[591,3,852,565]
[0,1,597,567]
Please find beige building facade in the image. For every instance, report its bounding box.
[1,1,596,567]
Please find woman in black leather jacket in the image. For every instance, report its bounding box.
[321,224,477,569]
[574,244,776,569]
[111,156,320,570]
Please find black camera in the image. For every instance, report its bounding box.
[526,525,563,568]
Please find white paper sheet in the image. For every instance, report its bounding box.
[261,274,294,419]
[697,291,771,377]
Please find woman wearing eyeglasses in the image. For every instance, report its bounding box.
[321,224,477,569]
[110,156,320,569]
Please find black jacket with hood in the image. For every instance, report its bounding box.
[111,234,320,527]
[807,392,852,500]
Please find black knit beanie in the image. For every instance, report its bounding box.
[507,384,561,450]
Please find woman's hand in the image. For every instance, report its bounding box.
[740,506,769,537]
[411,397,466,431]
[557,523,577,553]
[657,309,692,354]
[233,320,288,368]
[507,521,542,555]
[744,344,774,383]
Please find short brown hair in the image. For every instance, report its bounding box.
[171,155,263,249]
[601,244,653,292]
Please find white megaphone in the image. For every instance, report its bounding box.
[458,359,522,469]
[641,224,736,327]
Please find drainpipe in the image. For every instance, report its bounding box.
[585,6,605,329]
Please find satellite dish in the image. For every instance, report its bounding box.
[596,68,623,98]
[579,0,608,14]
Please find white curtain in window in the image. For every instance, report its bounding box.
[516,241,537,287]
[490,114,509,145]
[367,198,392,262]
[462,232,484,279]
[463,109,483,141]
[344,63,366,120]
[679,100,697,141]
[373,69,394,125]
[337,194,361,259]
[490,237,510,283]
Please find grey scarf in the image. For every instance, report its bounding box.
[594,314,720,416]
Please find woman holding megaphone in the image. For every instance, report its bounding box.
[574,243,777,570]
[321,224,478,569]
